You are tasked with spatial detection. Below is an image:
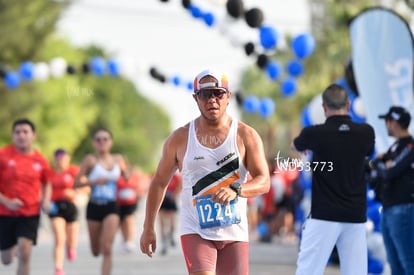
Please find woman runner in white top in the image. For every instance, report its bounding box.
[75,128,129,275]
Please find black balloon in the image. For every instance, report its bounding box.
[150,67,166,83]
[150,67,159,78]
[182,0,191,9]
[245,8,264,28]
[0,64,7,78]
[66,64,76,75]
[82,63,90,74]
[234,91,244,107]
[344,59,359,96]
[256,54,269,70]
[158,75,167,83]
[226,0,244,19]
[244,42,255,56]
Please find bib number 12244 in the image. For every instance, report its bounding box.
[195,194,241,229]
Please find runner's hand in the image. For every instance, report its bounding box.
[140,228,157,258]
[6,198,24,211]
[211,187,237,205]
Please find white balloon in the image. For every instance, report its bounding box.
[381,262,391,275]
[352,97,366,117]
[228,32,243,48]
[367,232,387,263]
[217,15,234,36]
[34,62,50,81]
[365,220,374,233]
[271,174,285,203]
[300,191,311,216]
[49,57,67,78]
[308,94,325,125]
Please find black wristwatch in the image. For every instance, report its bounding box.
[229,182,242,196]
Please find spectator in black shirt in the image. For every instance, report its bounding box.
[292,83,375,275]
[371,106,414,275]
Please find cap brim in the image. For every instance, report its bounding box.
[378,114,388,119]
[195,87,228,93]
[201,87,227,91]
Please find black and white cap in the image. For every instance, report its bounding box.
[378,106,411,128]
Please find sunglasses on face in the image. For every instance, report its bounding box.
[196,89,228,101]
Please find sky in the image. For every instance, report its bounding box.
[57,0,311,129]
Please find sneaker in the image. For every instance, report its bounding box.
[123,241,137,253]
[169,232,176,247]
[170,238,176,247]
[67,248,77,261]
[55,268,64,275]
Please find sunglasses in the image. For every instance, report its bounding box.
[94,137,110,142]
[196,89,228,101]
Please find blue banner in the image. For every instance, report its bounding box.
[350,7,414,152]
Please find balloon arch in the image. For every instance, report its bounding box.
[1,0,316,120]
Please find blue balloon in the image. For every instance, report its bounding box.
[203,12,215,27]
[259,97,275,118]
[19,61,34,81]
[189,5,203,18]
[299,169,312,190]
[286,60,304,77]
[368,257,384,274]
[294,205,305,224]
[301,107,312,127]
[107,59,120,76]
[291,33,315,59]
[367,202,382,232]
[266,61,282,81]
[281,78,297,97]
[171,75,181,86]
[243,96,260,113]
[90,57,106,76]
[257,221,269,237]
[335,77,357,100]
[4,71,20,89]
[349,98,366,123]
[259,25,278,50]
[367,188,376,206]
[187,81,194,91]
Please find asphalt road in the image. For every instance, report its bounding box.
[0,199,341,275]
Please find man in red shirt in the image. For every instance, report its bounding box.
[0,118,51,275]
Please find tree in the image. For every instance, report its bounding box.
[0,1,171,172]
[0,0,70,63]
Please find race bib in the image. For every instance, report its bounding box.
[195,194,241,229]
[92,180,116,201]
[118,188,137,201]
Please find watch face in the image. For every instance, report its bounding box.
[231,182,241,195]
[231,182,240,189]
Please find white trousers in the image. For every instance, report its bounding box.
[296,218,367,275]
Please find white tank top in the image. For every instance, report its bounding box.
[88,161,121,202]
[180,118,249,241]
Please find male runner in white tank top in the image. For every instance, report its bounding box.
[140,69,270,275]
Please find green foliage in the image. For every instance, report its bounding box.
[0,0,70,63]
[0,1,171,172]
[69,75,170,170]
